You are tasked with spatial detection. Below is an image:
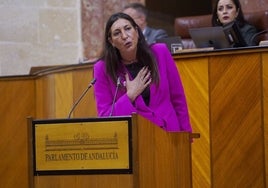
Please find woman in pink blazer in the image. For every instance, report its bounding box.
[93,12,192,132]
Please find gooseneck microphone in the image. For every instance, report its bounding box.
[67,78,96,118]
[249,29,268,45]
[109,77,121,117]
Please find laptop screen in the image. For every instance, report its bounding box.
[189,26,231,49]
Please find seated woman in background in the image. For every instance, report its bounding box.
[212,0,258,46]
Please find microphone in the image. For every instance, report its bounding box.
[109,77,121,117]
[67,78,96,118]
[249,29,268,45]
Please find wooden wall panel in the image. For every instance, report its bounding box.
[54,72,73,118]
[35,66,96,119]
[34,174,133,188]
[0,78,35,188]
[175,48,267,188]
[132,115,193,188]
[36,75,56,119]
[176,57,211,188]
[209,53,265,187]
[36,73,73,119]
[72,68,96,118]
[263,52,268,185]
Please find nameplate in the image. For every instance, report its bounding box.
[32,117,132,175]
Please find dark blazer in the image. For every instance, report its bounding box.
[143,26,168,45]
[240,23,258,46]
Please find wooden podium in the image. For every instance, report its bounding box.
[28,114,199,188]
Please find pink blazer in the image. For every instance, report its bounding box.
[93,43,192,132]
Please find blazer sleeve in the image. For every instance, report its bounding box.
[153,29,168,41]
[240,24,258,46]
[158,45,192,132]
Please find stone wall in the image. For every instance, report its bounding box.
[0,0,82,76]
[0,0,141,76]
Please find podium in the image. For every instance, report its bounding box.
[28,114,199,188]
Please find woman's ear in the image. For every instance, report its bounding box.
[135,26,140,37]
[139,14,146,24]
[108,37,114,47]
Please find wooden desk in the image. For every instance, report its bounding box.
[174,46,268,188]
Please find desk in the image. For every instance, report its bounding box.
[174,46,268,187]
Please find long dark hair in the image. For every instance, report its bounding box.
[211,0,246,27]
[100,12,159,84]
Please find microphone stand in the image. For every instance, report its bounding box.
[109,77,121,116]
[68,78,96,118]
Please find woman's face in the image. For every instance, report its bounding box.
[217,0,238,25]
[109,18,139,57]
